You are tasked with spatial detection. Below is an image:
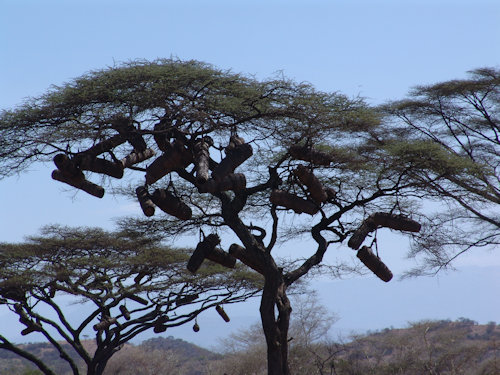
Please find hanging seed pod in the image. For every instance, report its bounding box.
[357,246,393,282]
[192,322,200,332]
[294,164,328,203]
[270,190,319,215]
[228,244,265,275]
[372,212,421,232]
[187,234,221,273]
[124,293,148,306]
[216,305,230,322]
[153,323,168,333]
[205,247,237,269]
[212,143,253,180]
[194,136,213,183]
[119,305,131,320]
[93,317,118,331]
[289,145,333,166]
[151,189,192,220]
[175,294,199,306]
[136,186,155,217]
[52,169,105,198]
[145,141,192,184]
[76,155,124,179]
[347,217,377,250]
[121,148,156,168]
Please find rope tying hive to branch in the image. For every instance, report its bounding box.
[293,164,328,203]
[151,188,192,220]
[270,189,319,215]
[356,246,393,282]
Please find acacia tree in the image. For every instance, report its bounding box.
[0,59,427,374]
[382,68,500,273]
[0,226,259,375]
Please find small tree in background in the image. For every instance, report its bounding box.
[382,68,500,273]
[0,226,259,375]
[3,59,492,374]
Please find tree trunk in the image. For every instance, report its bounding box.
[260,274,292,375]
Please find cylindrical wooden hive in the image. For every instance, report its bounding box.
[216,305,230,322]
[289,145,332,166]
[270,190,319,215]
[212,143,253,179]
[77,155,124,179]
[347,218,376,250]
[151,189,192,220]
[121,148,156,168]
[371,212,421,232]
[119,305,131,320]
[187,234,221,273]
[294,164,328,203]
[145,141,192,184]
[356,246,393,282]
[52,169,105,198]
[194,137,213,183]
[205,247,237,269]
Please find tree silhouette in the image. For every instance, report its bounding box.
[0,226,259,375]
[0,59,429,374]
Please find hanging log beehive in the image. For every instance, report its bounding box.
[52,169,105,198]
[212,138,253,180]
[228,244,265,275]
[151,189,192,220]
[187,234,220,273]
[93,317,118,331]
[371,212,421,232]
[198,173,246,193]
[194,136,213,183]
[145,141,192,184]
[348,212,421,250]
[293,164,328,203]
[288,145,333,166]
[82,134,127,159]
[76,155,124,179]
[270,189,319,215]
[121,148,156,168]
[216,305,230,322]
[205,247,237,269]
[136,186,155,217]
[119,305,131,320]
[124,293,148,306]
[356,246,393,282]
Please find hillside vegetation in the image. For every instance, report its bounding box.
[1,319,498,374]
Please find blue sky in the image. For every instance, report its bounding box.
[1,0,499,348]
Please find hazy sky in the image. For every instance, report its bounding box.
[1,0,499,348]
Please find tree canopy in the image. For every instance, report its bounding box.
[0,225,259,375]
[382,67,500,273]
[3,59,492,374]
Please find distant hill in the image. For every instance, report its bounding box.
[0,320,498,374]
